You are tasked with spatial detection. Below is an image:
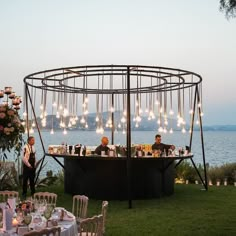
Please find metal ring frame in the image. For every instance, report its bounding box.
[23,65,207,208]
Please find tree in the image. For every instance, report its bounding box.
[220,0,236,18]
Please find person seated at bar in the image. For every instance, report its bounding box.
[152,134,175,155]
[95,136,110,155]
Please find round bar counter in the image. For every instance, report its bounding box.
[47,154,193,200]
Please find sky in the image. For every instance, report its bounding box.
[0,0,236,125]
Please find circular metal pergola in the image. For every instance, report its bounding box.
[23,65,207,208]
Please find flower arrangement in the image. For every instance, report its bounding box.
[0,88,25,156]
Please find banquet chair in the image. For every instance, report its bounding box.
[33,192,57,206]
[101,201,108,235]
[72,195,89,222]
[23,226,61,236]
[0,190,19,202]
[79,214,103,236]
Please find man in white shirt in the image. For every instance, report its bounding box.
[22,136,36,199]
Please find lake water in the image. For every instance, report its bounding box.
[3,131,236,177]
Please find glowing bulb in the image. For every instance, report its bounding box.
[182,127,186,133]
[145,108,148,113]
[23,112,27,117]
[160,107,163,113]
[121,117,126,123]
[158,127,163,132]
[148,116,151,121]
[84,110,88,115]
[63,129,67,135]
[63,108,68,117]
[133,117,136,122]
[32,122,36,128]
[123,110,127,116]
[96,128,100,133]
[56,112,60,118]
[40,104,43,110]
[157,119,161,125]
[163,127,167,133]
[139,108,143,114]
[164,120,168,125]
[21,121,25,126]
[155,100,159,105]
[200,112,204,116]
[52,102,57,107]
[118,123,121,128]
[50,129,54,134]
[100,127,104,134]
[44,111,47,116]
[122,129,126,134]
[110,106,115,112]
[40,114,43,119]
[196,120,199,125]
[85,123,88,128]
[189,109,193,114]
[68,122,72,128]
[169,109,174,115]
[169,128,173,134]
[105,123,109,127]
[198,103,201,108]
[72,120,76,125]
[59,105,63,110]
[108,119,112,125]
[80,117,85,124]
[95,116,99,122]
[189,128,192,133]
[136,116,141,122]
[135,123,139,128]
[29,127,34,134]
[84,97,89,103]
[82,103,86,108]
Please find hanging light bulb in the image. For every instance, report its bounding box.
[198,103,201,108]
[80,117,85,124]
[75,116,79,121]
[68,122,72,128]
[52,101,57,107]
[164,119,168,126]
[135,123,139,128]
[32,121,36,128]
[163,127,167,133]
[157,118,161,125]
[196,120,199,125]
[105,123,109,128]
[40,104,44,110]
[189,128,192,133]
[84,109,89,115]
[95,116,99,122]
[59,104,63,110]
[122,129,126,134]
[121,116,126,123]
[169,128,173,134]
[56,112,60,118]
[159,107,163,113]
[72,119,76,125]
[182,127,186,133]
[139,108,143,114]
[100,127,104,134]
[200,112,204,116]
[23,111,27,117]
[21,121,26,126]
[189,109,193,114]
[148,116,151,121]
[40,114,43,119]
[82,103,86,108]
[110,106,115,112]
[85,96,89,103]
[118,123,121,128]
[136,116,141,122]
[29,127,34,134]
[44,111,48,117]
[155,99,159,105]
[169,109,174,115]
[133,117,136,122]
[145,108,148,113]
[63,128,67,135]
[96,127,100,133]
[63,108,68,117]
[85,122,88,128]
[123,110,127,116]
[158,126,163,132]
[50,129,54,134]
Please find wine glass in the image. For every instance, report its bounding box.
[44,207,52,227]
[23,213,32,230]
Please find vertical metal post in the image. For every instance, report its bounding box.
[126,66,132,209]
[111,93,114,145]
[196,86,208,190]
[189,85,197,151]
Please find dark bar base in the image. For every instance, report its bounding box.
[64,156,175,200]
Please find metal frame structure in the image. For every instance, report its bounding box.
[23,65,207,208]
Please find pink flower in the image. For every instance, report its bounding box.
[7,109,15,116]
[0,112,6,119]
[0,125,3,131]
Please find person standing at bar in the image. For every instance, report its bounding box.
[22,136,37,199]
[152,134,175,155]
[95,136,110,155]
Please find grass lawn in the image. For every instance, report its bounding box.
[37,184,236,236]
